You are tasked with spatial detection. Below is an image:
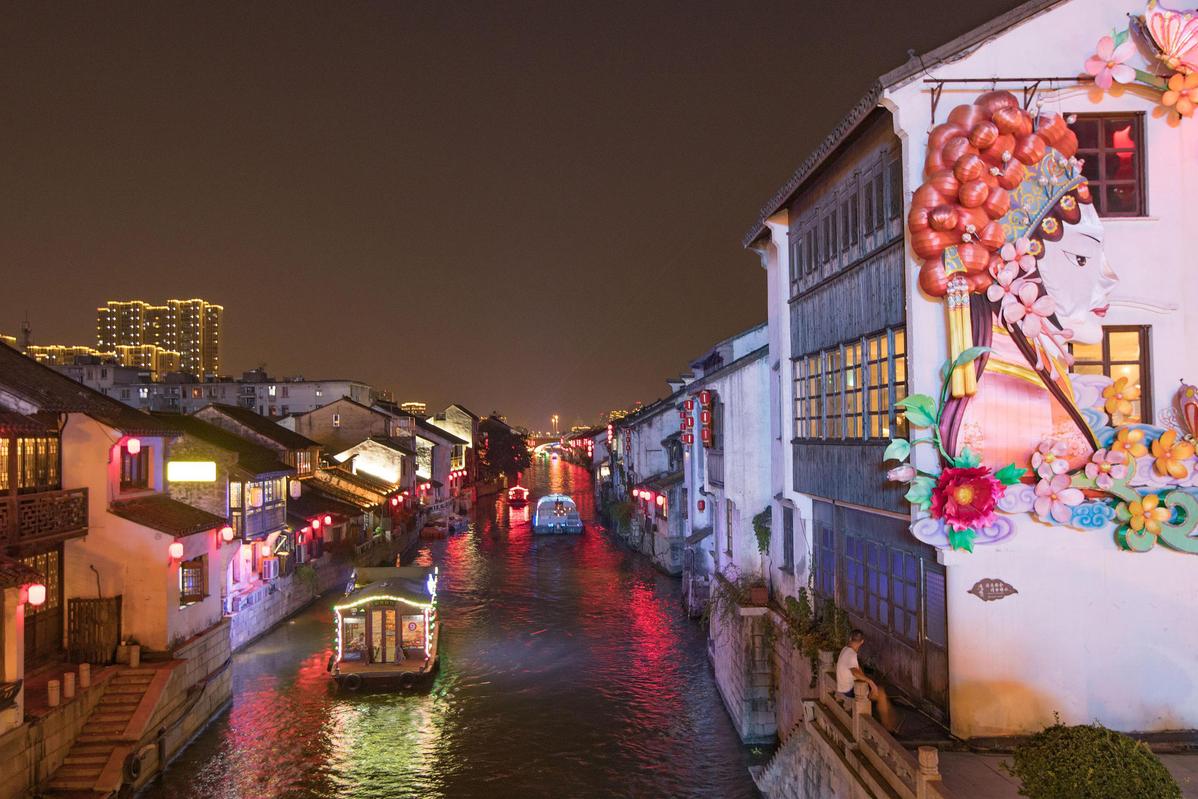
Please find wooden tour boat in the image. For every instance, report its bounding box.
[507,484,530,506]
[328,565,439,690]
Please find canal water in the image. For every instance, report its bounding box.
[140,459,760,798]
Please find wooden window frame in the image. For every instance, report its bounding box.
[179,555,207,606]
[1069,112,1147,217]
[1071,324,1153,424]
[120,446,150,491]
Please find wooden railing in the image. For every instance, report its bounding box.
[0,488,88,550]
[810,650,950,799]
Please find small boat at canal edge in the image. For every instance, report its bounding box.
[328,565,439,690]
[507,484,529,506]
[531,494,583,534]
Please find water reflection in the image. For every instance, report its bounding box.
[141,459,758,799]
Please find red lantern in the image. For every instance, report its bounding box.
[312,518,322,530]
[685,416,695,429]
[323,515,333,526]
[701,427,713,446]
[700,410,712,425]
[220,525,235,543]
[656,495,665,507]
[260,541,271,557]
[391,496,400,506]
[699,390,711,407]
[684,399,695,412]
[26,583,47,607]
[697,499,706,512]
[169,541,184,560]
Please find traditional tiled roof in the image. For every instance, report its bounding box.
[0,343,179,435]
[152,412,295,478]
[0,554,43,588]
[286,483,363,524]
[365,436,417,457]
[197,404,320,450]
[414,417,469,445]
[109,495,226,536]
[742,0,1066,248]
[0,410,58,435]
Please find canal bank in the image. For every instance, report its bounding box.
[136,459,759,799]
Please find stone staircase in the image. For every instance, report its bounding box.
[41,668,162,796]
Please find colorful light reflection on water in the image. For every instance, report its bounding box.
[140,459,759,799]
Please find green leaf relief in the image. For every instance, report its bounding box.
[994,463,1027,486]
[952,346,991,371]
[947,528,976,553]
[954,446,982,469]
[905,476,936,510]
[896,394,937,428]
[883,439,910,462]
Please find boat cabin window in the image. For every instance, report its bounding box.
[401,614,426,652]
[342,613,366,661]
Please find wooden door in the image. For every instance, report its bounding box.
[68,596,122,664]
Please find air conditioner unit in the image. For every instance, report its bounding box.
[261,557,279,581]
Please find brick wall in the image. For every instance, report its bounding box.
[165,435,236,517]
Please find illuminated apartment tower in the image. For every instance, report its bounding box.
[97,298,223,377]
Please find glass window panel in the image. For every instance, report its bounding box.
[1075,364,1104,375]
[1109,331,1140,362]
[1072,117,1099,149]
[1103,119,1137,148]
[1104,152,1137,182]
[1072,340,1102,361]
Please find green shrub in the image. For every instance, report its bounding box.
[1006,721,1181,799]
[752,508,772,554]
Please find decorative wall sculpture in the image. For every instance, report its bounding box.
[1084,3,1198,121]
[885,90,1197,555]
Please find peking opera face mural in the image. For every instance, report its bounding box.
[883,87,1198,556]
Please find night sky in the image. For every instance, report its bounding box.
[1,1,1023,430]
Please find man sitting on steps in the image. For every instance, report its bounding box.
[836,628,898,732]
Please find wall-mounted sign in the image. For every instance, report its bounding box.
[166,461,217,482]
[969,578,1018,602]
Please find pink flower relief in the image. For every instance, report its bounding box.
[1002,282,1056,338]
[985,264,1023,305]
[1034,474,1085,524]
[1084,448,1129,490]
[1031,438,1070,480]
[1085,35,1137,90]
[999,237,1037,274]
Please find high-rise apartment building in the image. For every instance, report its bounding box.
[96,298,223,376]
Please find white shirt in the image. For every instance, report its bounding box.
[836,645,860,693]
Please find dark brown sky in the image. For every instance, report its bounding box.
[1,1,1023,430]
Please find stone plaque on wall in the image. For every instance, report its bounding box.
[969,578,1017,602]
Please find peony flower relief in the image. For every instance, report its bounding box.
[1084,448,1128,490]
[1151,429,1196,480]
[930,466,1005,532]
[1031,438,1070,479]
[1033,473,1084,524]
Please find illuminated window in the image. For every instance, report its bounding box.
[332,413,341,428]
[1071,325,1153,423]
[1069,113,1146,217]
[120,446,149,490]
[179,556,207,606]
[794,327,906,441]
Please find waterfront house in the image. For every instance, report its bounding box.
[745,0,1198,742]
[192,402,322,478]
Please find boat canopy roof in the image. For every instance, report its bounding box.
[535,493,576,509]
[338,566,436,610]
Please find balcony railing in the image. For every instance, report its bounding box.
[0,488,89,550]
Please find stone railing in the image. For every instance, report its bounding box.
[0,487,88,550]
[812,650,950,799]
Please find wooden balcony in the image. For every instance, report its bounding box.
[0,488,89,552]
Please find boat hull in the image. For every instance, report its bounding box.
[333,658,439,691]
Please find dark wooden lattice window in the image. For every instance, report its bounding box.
[1069,113,1146,217]
[120,446,149,490]
[179,556,207,606]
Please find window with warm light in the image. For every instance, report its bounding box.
[1071,325,1153,423]
[120,445,150,490]
[179,555,207,606]
[1068,113,1146,217]
[3,435,61,493]
[794,327,907,440]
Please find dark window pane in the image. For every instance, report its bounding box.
[1105,151,1137,182]
[1072,118,1099,149]
[1105,183,1139,215]
[1103,119,1137,148]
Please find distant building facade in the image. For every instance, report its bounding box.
[96,298,223,377]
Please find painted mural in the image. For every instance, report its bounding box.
[1084,2,1198,121]
[884,89,1197,555]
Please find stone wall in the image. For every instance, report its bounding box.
[708,605,776,744]
[754,721,872,799]
[165,435,237,518]
[769,607,816,741]
[229,553,354,651]
[0,667,114,799]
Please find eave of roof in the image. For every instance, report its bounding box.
[741,0,1066,249]
[200,403,320,450]
[109,495,226,537]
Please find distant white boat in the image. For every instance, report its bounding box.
[531,494,583,534]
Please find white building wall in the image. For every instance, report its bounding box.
[880,0,1198,736]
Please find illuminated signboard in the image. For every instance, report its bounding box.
[166,461,217,482]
